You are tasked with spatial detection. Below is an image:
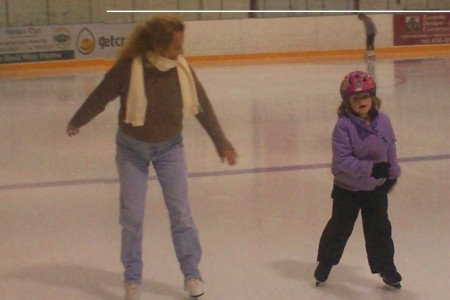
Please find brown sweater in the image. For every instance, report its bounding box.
[69,57,233,154]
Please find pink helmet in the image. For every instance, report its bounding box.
[340,71,376,100]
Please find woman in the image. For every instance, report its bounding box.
[67,15,238,300]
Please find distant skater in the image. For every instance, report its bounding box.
[358,13,377,57]
[314,71,402,288]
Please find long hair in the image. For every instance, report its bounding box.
[117,15,185,61]
[337,95,382,118]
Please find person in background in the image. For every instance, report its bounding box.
[314,71,402,289]
[358,13,377,57]
[249,0,258,18]
[67,14,238,300]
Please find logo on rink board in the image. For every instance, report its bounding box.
[53,27,71,49]
[77,28,96,55]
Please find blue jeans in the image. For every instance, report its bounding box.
[115,129,202,283]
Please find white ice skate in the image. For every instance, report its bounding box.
[124,282,141,300]
[184,278,204,298]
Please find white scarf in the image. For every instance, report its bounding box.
[125,52,201,127]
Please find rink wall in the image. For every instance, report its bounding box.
[1,13,450,71]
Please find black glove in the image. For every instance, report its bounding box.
[383,179,397,193]
[371,162,391,179]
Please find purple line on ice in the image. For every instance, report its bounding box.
[1,154,449,191]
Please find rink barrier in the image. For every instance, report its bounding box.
[0,44,449,74]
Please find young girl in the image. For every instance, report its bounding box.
[67,15,238,300]
[314,71,402,288]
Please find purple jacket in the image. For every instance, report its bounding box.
[331,111,401,191]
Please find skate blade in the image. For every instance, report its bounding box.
[384,281,401,289]
[190,292,204,298]
[315,280,324,287]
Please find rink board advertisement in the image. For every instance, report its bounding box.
[0,23,134,64]
[393,13,450,46]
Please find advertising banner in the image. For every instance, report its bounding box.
[393,13,450,46]
[0,23,135,64]
[0,26,73,64]
[72,24,134,59]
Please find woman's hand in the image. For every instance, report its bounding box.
[66,123,80,137]
[221,149,238,166]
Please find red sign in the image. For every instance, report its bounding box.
[393,13,450,45]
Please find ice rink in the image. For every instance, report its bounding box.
[1,53,449,299]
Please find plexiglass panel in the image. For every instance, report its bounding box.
[2,0,450,26]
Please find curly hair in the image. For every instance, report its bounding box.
[117,15,185,60]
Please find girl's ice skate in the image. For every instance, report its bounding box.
[314,262,332,286]
[380,270,402,289]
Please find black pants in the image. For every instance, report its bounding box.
[366,33,376,50]
[317,185,396,274]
